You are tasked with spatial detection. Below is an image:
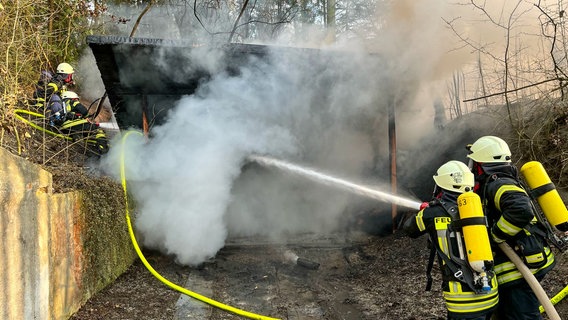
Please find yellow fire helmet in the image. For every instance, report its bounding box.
[467,135,511,163]
[433,160,474,193]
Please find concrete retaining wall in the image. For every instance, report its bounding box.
[0,147,136,319]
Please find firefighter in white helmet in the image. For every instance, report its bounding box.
[467,135,555,320]
[402,160,498,320]
[33,62,75,109]
[46,90,87,127]
[55,90,108,154]
[60,90,88,119]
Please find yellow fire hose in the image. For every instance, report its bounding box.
[119,130,280,320]
[497,243,560,320]
[13,109,103,147]
[14,109,73,141]
[541,284,568,313]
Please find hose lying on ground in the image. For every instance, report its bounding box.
[120,130,279,320]
[497,242,561,320]
[541,284,568,313]
[14,109,72,140]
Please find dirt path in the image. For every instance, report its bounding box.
[71,232,568,320]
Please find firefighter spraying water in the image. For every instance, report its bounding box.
[248,146,568,320]
[247,155,499,313]
[401,160,498,319]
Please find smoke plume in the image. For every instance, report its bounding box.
[95,0,492,266]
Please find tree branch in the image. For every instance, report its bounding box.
[130,1,154,37]
[462,78,561,102]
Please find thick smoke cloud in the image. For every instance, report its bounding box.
[103,45,395,265]
[96,0,485,266]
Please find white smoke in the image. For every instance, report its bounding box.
[96,0,505,266]
[103,44,394,265]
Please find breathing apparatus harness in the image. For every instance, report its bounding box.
[528,191,568,251]
[425,198,493,294]
[480,165,566,253]
[519,166,568,252]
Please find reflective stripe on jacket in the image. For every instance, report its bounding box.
[443,277,499,315]
[494,246,555,286]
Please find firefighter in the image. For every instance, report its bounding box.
[402,160,499,320]
[46,90,87,127]
[45,93,65,126]
[466,135,556,320]
[57,90,108,155]
[60,90,88,119]
[33,62,75,109]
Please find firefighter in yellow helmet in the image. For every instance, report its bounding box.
[33,62,75,109]
[467,135,555,320]
[402,160,498,320]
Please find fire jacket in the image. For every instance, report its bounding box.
[64,99,88,119]
[33,73,68,108]
[403,191,499,318]
[47,96,88,127]
[46,94,65,125]
[475,164,555,288]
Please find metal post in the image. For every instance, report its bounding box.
[142,94,149,137]
[388,97,397,232]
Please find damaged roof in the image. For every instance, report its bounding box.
[87,35,272,129]
[87,35,320,130]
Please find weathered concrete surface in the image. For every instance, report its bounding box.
[0,147,136,319]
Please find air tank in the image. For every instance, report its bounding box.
[457,192,493,273]
[521,161,568,232]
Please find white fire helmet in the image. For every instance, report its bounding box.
[56,62,74,74]
[467,136,512,163]
[61,91,79,100]
[433,160,474,193]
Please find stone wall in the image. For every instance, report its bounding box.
[0,147,136,319]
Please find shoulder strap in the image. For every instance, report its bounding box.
[430,241,482,293]
[423,207,481,293]
[437,200,459,220]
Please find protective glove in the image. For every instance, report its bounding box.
[419,202,429,210]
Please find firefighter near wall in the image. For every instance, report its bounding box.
[457,191,493,292]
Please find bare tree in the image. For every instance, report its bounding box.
[535,0,568,100]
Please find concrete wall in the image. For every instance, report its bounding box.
[0,147,137,319]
